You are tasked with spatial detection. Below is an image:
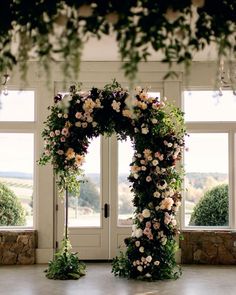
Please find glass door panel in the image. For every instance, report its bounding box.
[68,136,101,227]
[118,138,134,226]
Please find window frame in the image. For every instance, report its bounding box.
[181,88,236,230]
[0,87,37,229]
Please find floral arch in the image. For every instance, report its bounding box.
[39,80,186,280]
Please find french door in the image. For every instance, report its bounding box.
[56,135,134,259]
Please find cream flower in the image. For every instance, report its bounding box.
[160,197,174,210]
[143,149,151,158]
[139,246,144,253]
[172,218,177,226]
[141,127,149,134]
[92,122,98,127]
[87,116,93,123]
[75,154,84,166]
[55,130,60,136]
[137,101,147,110]
[111,100,121,112]
[135,228,143,238]
[146,255,152,263]
[152,160,159,166]
[57,150,64,155]
[66,148,75,160]
[82,122,88,128]
[75,122,81,127]
[141,166,147,171]
[142,208,151,218]
[154,260,160,266]
[137,265,143,272]
[139,92,148,101]
[131,165,140,173]
[151,118,158,125]
[147,155,153,161]
[45,150,50,156]
[133,173,139,179]
[157,180,167,190]
[135,240,140,247]
[50,131,55,137]
[83,98,96,111]
[122,109,132,118]
[153,191,161,198]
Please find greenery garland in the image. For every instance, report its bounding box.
[0,1,236,80]
[39,80,186,280]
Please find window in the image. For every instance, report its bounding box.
[0,90,35,227]
[183,90,234,228]
[0,90,35,121]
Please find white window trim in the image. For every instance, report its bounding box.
[181,87,236,230]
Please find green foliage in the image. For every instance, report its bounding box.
[1,1,236,81]
[190,184,228,226]
[0,182,26,226]
[45,239,86,280]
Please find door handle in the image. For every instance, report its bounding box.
[104,203,110,218]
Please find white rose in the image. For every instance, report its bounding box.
[152,159,159,166]
[154,260,160,266]
[137,265,143,272]
[151,118,158,124]
[142,208,151,218]
[135,228,143,238]
[153,191,161,198]
[146,255,152,263]
[139,246,144,253]
[135,240,140,247]
[141,127,149,134]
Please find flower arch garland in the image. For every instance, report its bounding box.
[39,80,186,280]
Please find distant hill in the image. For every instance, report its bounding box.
[0,171,33,179]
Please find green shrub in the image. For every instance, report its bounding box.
[189,184,228,226]
[0,182,26,226]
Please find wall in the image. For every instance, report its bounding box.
[0,230,37,264]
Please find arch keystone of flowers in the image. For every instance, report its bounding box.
[39,80,186,280]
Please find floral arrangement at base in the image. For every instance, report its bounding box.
[39,79,186,280]
[45,239,86,280]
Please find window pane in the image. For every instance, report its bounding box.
[0,90,34,121]
[0,133,34,227]
[68,137,101,227]
[184,133,228,227]
[118,138,134,226]
[184,90,236,121]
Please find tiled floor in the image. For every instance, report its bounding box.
[0,263,236,295]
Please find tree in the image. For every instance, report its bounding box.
[69,177,100,212]
[0,182,26,226]
[190,184,228,226]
